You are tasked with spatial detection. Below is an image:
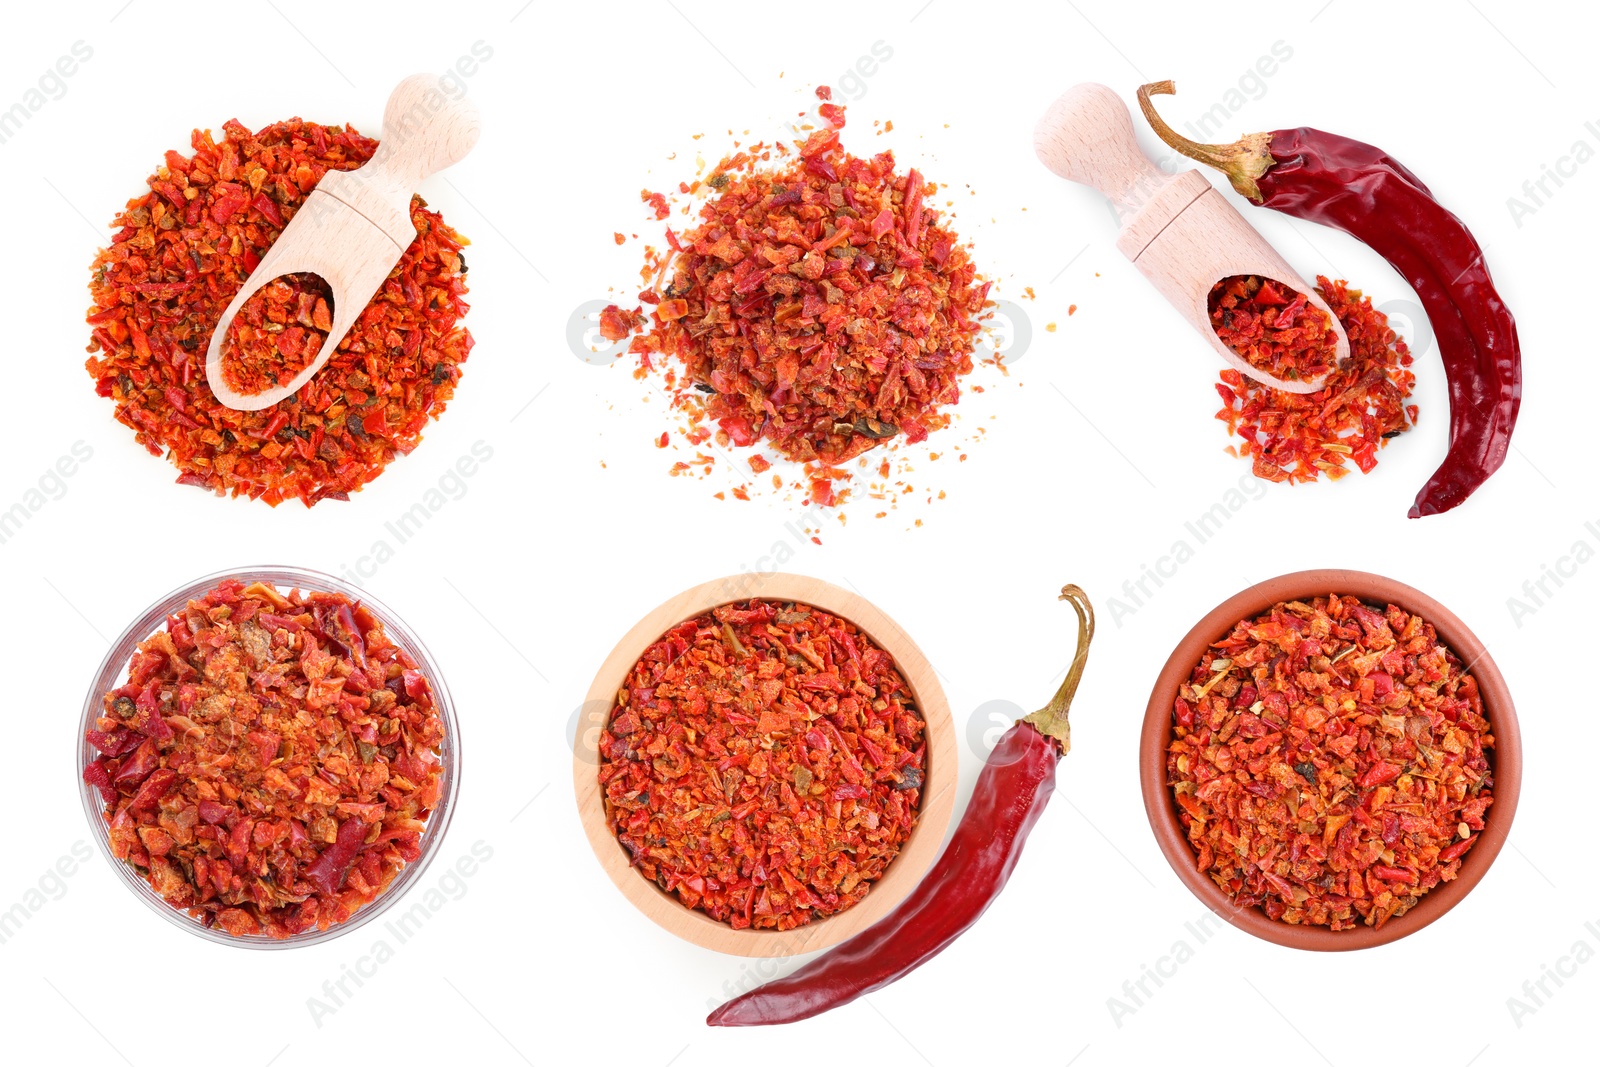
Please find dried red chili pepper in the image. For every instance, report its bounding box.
[604,89,992,505]
[1215,276,1416,483]
[220,272,334,395]
[1139,82,1519,517]
[599,599,926,931]
[1209,274,1338,383]
[709,586,1093,1026]
[1167,595,1493,930]
[82,578,445,937]
[85,118,473,507]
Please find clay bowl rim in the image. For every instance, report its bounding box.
[572,572,957,958]
[1139,568,1521,951]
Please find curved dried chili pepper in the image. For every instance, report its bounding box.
[1137,81,1520,518]
[707,585,1094,1027]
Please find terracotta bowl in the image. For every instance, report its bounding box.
[572,572,956,957]
[1140,569,1521,950]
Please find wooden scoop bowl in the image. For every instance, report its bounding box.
[1034,83,1347,393]
[204,74,481,411]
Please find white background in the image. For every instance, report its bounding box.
[2,1,1594,1064]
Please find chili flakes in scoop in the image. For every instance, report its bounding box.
[598,599,926,931]
[220,272,334,396]
[1167,595,1493,931]
[1209,274,1338,383]
[1215,277,1416,483]
[82,579,445,938]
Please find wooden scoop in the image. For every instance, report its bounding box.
[205,74,481,411]
[1033,83,1347,393]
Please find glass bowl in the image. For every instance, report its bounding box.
[77,566,461,949]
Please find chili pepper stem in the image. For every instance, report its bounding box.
[1136,81,1273,203]
[1021,585,1095,752]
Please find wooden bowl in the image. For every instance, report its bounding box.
[1140,569,1521,950]
[573,573,957,957]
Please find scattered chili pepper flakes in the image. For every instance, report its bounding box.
[1215,277,1416,483]
[82,579,445,938]
[1209,274,1338,383]
[641,189,670,220]
[85,118,474,507]
[598,599,926,931]
[1167,595,1493,931]
[220,272,333,395]
[603,88,994,508]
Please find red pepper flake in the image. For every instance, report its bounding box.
[815,86,832,101]
[613,232,627,245]
[220,273,333,395]
[598,599,926,931]
[606,91,993,505]
[599,304,645,342]
[1216,277,1416,484]
[84,118,474,507]
[1167,594,1493,931]
[748,453,771,474]
[641,189,670,220]
[82,578,445,938]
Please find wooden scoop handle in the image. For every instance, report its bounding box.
[1033,82,1170,217]
[358,74,482,217]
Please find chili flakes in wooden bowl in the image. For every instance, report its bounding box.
[598,599,926,932]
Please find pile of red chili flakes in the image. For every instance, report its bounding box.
[1168,595,1493,931]
[598,599,926,931]
[1215,277,1416,483]
[600,86,993,507]
[1209,274,1338,383]
[82,579,445,938]
[85,118,473,506]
